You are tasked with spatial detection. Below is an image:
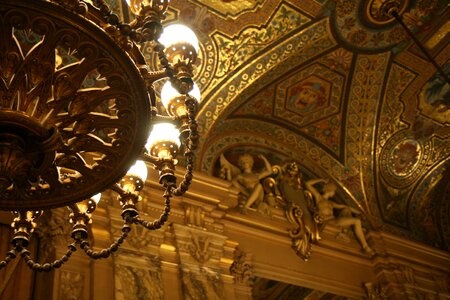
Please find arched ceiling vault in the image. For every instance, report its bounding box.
[164,0,450,249]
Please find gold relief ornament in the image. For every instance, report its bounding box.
[363,0,408,26]
[59,270,84,300]
[181,267,223,300]
[363,282,388,300]
[35,208,72,262]
[273,161,322,261]
[115,264,164,300]
[189,233,211,264]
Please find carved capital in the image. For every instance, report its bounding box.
[58,270,84,300]
[189,233,211,264]
[363,282,388,300]
[230,248,253,285]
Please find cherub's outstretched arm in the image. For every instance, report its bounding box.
[305,178,327,205]
[257,154,273,179]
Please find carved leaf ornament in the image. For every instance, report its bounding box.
[0,1,151,209]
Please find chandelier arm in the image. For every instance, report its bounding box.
[154,114,177,122]
[140,52,172,109]
[80,223,131,259]
[184,97,199,151]
[132,185,172,229]
[173,98,199,196]
[144,70,172,85]
[139,152,160,166]
[110,183,128,198]
[0,0,199,272]
[89,0,169,45]
[0,250,18,270]
[154,42,172,71]
[19,243,77,272]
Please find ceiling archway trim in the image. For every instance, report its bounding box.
[199,118,373,204]
[200,123,370,215]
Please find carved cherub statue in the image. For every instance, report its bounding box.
[305,178,374,256]
[220,153,273,210]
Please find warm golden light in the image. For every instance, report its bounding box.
[161,81,201,107]
[126,160,148,182]
[159,24,199,53]
[146,123,180,158]
[91,193,102,204]
[161,81,201,117]
[147,123,181,149]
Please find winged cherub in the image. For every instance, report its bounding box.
[220,153,273,210]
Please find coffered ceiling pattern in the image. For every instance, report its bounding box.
[163,0,450,249]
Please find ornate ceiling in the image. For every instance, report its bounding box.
[150,0,450,250]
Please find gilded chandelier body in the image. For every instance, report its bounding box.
[0,0,200,271]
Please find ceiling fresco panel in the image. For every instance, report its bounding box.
[197,17,336,162]
[380,134,432,188]
[377,131,434,228]
[285,75,333,116]
[275,65,342,125]
[229,62,347,157]
[396,48,450,139]
[417,61,450,125]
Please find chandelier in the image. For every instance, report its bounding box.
[0,0,200,271]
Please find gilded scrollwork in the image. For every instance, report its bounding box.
[188,0,264,19]
[275,161,322,261]
[0,2,151,209]
[258,160,375,259]
[125,225,154,250]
